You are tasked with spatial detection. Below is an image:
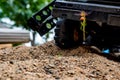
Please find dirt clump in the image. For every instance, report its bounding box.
[0,41,120,80]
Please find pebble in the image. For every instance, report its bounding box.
[67,70,75,76]
[9,60,14,64]
[6,78,11,80]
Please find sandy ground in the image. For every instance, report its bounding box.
[0,41,120,80]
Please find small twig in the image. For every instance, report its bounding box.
[80,11,87,44]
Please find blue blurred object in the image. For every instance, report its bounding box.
[102,49,110,54]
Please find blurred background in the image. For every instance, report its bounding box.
[0,0,54,48]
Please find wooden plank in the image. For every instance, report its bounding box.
[0,44,12,49]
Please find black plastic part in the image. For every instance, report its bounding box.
[27,17,40,32]
[73,0,120,5]
[27,0,56,36]
[38,17,57,36]
[54,19,83,48]
[101,24,120,47]
[32,1,55,25]
[54,19,103,49]
[53,1,120,26]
